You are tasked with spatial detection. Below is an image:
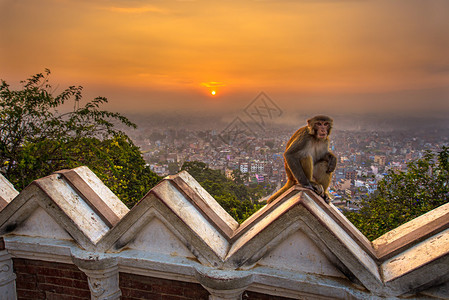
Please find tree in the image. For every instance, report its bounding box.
[231,169,247,185]
[345,147,449,240]
[168,162,180,175]
[0,70,161,207]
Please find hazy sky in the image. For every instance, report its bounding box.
[1,0,448,118]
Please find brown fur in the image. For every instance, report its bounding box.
[267,115,336,204]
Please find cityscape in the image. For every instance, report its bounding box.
[124,111,449,211]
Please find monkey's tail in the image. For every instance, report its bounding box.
[267,180,294,204]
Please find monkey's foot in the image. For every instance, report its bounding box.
[302,184,315,191]
[302,184,330,203]
[322,192,332,204]
[309,183,325,197]
[303,185,322,196]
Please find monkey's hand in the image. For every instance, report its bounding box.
[326,153,337,173]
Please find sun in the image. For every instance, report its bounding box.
[211,90,216,96]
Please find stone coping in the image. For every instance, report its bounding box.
[1,167,448,265]
[372,201,449,261]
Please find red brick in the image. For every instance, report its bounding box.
[119,272,210,300]
[119,273,153,290]
[73,279,89,289]
[45,291,82,300]
[62,286,91,298]
[120,287,132,297]
[12,257,24,265]
[33,260,55,267]
[182,287,209,299]
[152,277,178,286]
[161,295,189,300]
[38,267,63,277]
[15,273,36,282]
[126,288,161,299]
[15,279,37,290]
[37,283,66,294]
[12,263,27,273]
[25,264,39,274]
[36,274,46,283]
[16,288,45,299]
[45,276,74,287]
[153,283,184,295]
[13,258,90,300]
[60,269,87,281]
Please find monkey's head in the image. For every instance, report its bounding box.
[307,115,333,140]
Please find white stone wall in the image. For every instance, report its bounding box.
[0,167,448,299]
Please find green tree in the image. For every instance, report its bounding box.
[168,162,180,175]
[345,147,449,240]
[181,161,265,223]
[0,70,161,207]
[231,169,248,185]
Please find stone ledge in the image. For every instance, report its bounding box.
[373,202,449,261]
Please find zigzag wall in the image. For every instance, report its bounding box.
[0,166,448,299]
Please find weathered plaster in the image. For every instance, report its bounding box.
[301,193,381,282]
[227,195,300,260]
[12,206,73,241]
[150,180,230,259]
[382,227,449,282]
[258,229,345,277]
[35,174,110,244]
[126,217,195,257]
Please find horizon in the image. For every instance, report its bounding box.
[121,111,449,134]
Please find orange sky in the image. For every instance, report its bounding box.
[1,0,448,117]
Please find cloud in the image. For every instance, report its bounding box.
[201,82,226,88]
[424,64,449,74]
[101,5,167,14]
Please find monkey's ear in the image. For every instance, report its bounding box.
[307,119,315,135]
[327,121,333,135]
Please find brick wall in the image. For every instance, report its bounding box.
[119,272,210,300]
[12,258,90,300]
[11,258,297,299]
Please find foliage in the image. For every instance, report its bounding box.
[345,147,449,240]
[181,161,266,223]
[0,70,161,207]
[168,162,180,175]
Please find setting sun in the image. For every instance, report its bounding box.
[211,90,216,96]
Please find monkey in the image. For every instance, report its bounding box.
[267,115,336,204]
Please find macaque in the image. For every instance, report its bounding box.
[267,115,336,204]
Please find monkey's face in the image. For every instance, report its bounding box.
[307,115,333,139]
[314,121,330,139]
